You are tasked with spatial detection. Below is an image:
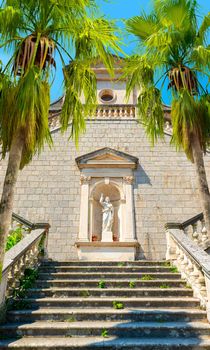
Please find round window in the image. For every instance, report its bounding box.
[99,89,116,103]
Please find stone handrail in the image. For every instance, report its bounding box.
[166,213,209,250]
[11,212,50,232]
[166,225,210,322]
[0,217,50,319]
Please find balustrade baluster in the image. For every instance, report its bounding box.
[192,223,199,242]
[201,219,208,242]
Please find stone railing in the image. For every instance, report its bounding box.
[0,215,50,320]
[165,215,210,321]
[166,213,209,250]
[48,104,173,134]
[48,105,136,131]
[11,212,49,236]
[95,105,136,119]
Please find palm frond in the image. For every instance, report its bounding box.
[154,0,197,31]
[170,90,210,160]
[197,12,210,44]
[191,45,210,70]
[122,55,154,100]
[60,58,97,144]
[137,86,164,145]
[0,67,52,168]
[73,17,122,76]
[126,14,158,41]
[0,6,22,40]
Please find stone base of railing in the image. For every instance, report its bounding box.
[166,228,210,322]
[0,228,48,323]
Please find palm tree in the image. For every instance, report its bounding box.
[0,0,120,279]
[123,0,210,231]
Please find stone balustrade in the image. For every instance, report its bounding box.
[95,105,136,119]
[0,215,50,321]
[48,104,174,135]
[167,213,209,250]
[165,217,210,321]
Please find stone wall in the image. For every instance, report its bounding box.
[0,119,209,261]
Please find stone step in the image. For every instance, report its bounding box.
[34,279,187,289]
[1,336,210,349]
[1,321,210,338]
[38,266,174,273]
[7,308,207,323]
[37,272,181,280]
[26,287,193,298]
[21,297,200,308]
[41,260,168,267]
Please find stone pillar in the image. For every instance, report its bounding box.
[78,175,91,242]
[124,176,135,241]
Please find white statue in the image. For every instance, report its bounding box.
[100,193,114,234]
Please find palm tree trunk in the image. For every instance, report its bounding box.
[191,132,210,234]
[0,129,24,280]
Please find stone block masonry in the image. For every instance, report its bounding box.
[0,119,209,261]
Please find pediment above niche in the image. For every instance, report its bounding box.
[76,147,139,169]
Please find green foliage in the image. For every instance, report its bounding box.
[159,284,170,289]
[66,316,76,322]
[186,284,192,289]
[0,67,52,168]
[101,329,109,338]
[129,280,136,288]
[171,92,210,160]
[117,262,125,267]
[80,290,90,298]
[141,275,154,281]
[170,266,179,273]
[7,268,38,310]
[98,280,106,289]
[113,301,124,309]
[124,0,210,161]
[6,227,23,251]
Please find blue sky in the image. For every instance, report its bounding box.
[1,0,209,104]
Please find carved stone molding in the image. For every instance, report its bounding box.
[123,176,134,185]
[80,175,91,185]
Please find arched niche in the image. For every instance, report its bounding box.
[90,181,121,242]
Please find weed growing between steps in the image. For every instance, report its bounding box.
[170,266,179,273]
[98,280,106,288]
[7,268,38,310]
[141,275,154,281]
[113,301,124,309]
[129,280,136,288]
[159,284,170,289]
[66,316,77,322]
[117,262,125,267]
[80,290,90,298]
[101,329,109,338]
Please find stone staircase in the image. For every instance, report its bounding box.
[0,260,210,349]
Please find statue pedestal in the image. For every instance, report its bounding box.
[75,241,140,261]
[101,231,113,242]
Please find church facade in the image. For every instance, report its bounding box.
[0,60,210,261]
